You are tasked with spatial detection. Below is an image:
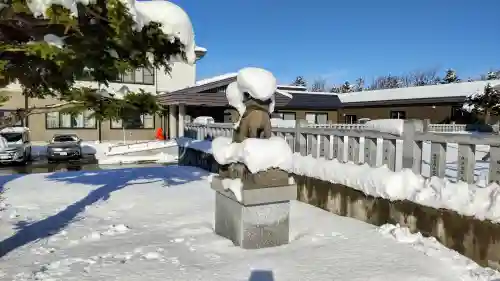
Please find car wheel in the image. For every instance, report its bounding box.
[20,151,28,166]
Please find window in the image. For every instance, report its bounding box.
[306,112,328,124]
[283,113,296,120]
[113,67,155,85]
[52,135,78,142]
[46,111,96,129]
[345,115,357,124]
[274,112,296,120]
[390,111,406,119]
[110,113,155,129]
[224,111,232,123]
[0,132,23,142]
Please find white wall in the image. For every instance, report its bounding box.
[156,62,196,92]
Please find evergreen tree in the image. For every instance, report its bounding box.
[443,69,459,83]
[464,83,500,124]
[487,71,499,80]
[291,76,307,87]
[329,86,341,93]
[0,0,191,128]
[340,81,352,93]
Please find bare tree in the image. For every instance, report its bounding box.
[353,78,365,92]
[368,75,401,90]
[409,68,439,86]
[310,78,327,92]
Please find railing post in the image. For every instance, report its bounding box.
[457,144,475,184]
[347,136,360,163]
[423,119,430,132]
[363,137,377,167]
[489,145,500,184]
[321,134,330,159]
[402,119,424,174]
[382,139,396,171]
[430,142,447,178]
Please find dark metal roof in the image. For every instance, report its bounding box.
[157,78,343,109]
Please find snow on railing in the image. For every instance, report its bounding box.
[107,140,177,155]
[184,120,500,186]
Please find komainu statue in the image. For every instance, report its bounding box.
[210,67,297,249]
[216,67,293,188]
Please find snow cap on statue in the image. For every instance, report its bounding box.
[236,67,277,101]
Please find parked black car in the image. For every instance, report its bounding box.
[47,134,83,162]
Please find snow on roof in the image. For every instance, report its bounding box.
[194,73,238,86]
[0,126,29,133]
[277,85,308,92]
[337,80,500,103]
[284,90,338,96]
[195,46,207,52]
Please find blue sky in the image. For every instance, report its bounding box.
[169,0,499,86]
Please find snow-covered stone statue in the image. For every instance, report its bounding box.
[210,67,297,249]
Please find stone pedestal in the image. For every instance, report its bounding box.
[211,175,297,249]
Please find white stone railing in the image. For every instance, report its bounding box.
[205,121,499,133]
[184,120,500,186]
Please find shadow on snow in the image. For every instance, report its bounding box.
[248,270,274,281]
[0,165,209,258]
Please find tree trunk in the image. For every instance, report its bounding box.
[485,110,491,124]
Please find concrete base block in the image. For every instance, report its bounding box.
[211,176,297,249]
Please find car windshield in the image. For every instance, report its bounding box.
[0,133,23,143]
[52,135,77,142]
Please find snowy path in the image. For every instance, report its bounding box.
[0,166,498,280]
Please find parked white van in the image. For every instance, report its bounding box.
[0,127,32,164]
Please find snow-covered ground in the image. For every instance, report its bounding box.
[0,165,498,280]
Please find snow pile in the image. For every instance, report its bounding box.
[288,153,500,223]
[220,178,243,202]
[0,166,497,280]
[176,137,212,153]
[378,224,500,280]
[23,0,197,64]
[365,119,404,136]
[225,81,246,124]
[237,67,277,101]
[211,136,293,173]
[135,1,196,64]
[106,140,178,156]
[98,152,177,165]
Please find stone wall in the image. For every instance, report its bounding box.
[179,146,500,269]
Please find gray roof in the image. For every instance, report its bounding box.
[157,77,343,109]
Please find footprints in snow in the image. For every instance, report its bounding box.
[82,224,130,242]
